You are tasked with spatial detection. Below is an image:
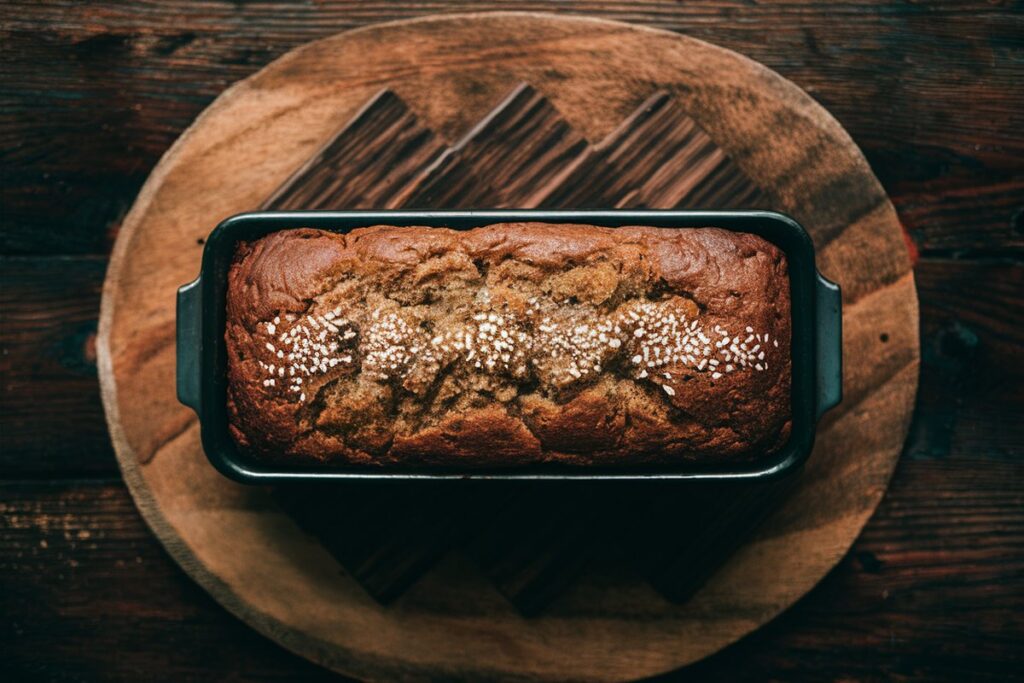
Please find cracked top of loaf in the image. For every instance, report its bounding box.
[225,223,792,468]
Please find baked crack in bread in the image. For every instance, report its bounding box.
[225,223,791,468]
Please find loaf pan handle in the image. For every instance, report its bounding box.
[815,272,843,419]
[176,276,203,413]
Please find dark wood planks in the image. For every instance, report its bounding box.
[2,2,1022,679]
[683,455,1024,682]
[0,481,344,683]
[2,2,1020,254]
[905,258,1024,461]
[0,257,116,476]
[894,178,1024,255]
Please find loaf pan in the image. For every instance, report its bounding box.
[177,210,841,482]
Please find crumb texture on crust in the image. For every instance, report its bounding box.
[225,223,792,467]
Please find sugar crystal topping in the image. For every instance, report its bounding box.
[253,300,778,402]
[256,307,356,397]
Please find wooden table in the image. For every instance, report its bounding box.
[1,2,1021,681]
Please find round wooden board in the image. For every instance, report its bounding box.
[98,12,919,682]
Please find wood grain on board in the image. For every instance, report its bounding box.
[89,13,920,681]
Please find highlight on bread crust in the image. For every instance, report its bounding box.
[225,223,792,468]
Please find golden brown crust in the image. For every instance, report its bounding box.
[225,223,791,468]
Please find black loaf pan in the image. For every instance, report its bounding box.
[177,210,841,483]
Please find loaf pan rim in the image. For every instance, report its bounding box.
[178,209,837,483]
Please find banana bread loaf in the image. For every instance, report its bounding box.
[225,223,791,468]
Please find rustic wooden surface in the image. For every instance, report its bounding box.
[95,11,918,681]
[0,2,1021,682]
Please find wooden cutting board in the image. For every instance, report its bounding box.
[97,12,919,682]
